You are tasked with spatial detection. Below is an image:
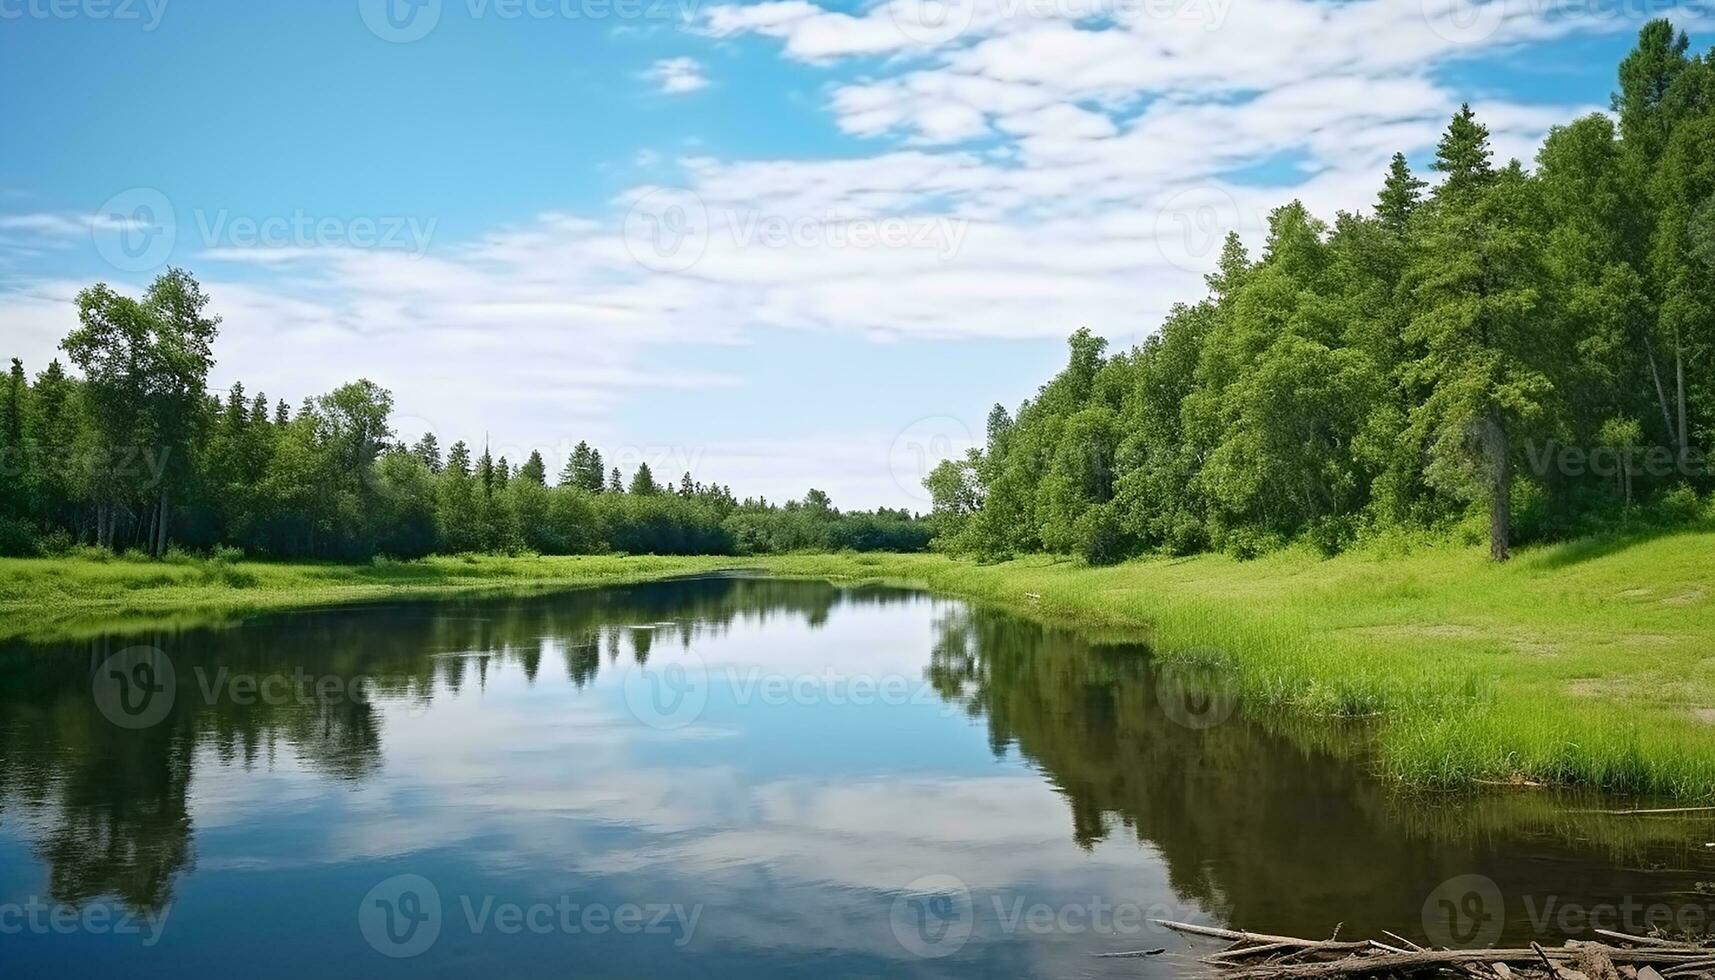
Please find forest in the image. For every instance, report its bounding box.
[0,270,928,559]
[5,22,1715,567]
[926,20,1715,564]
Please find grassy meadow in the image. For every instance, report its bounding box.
[5,528,1714,797]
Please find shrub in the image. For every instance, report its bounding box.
[35,528,76,556]
[0,517,37,557]
[1659,484,1703,524]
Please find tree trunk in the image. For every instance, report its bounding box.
[1645,336,1677,452]
[1489,414,1511,563]
[1675,337,1688,470]
[154,486,169,557]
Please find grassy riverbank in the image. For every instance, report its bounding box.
[765,532,1715,798]
[0,551,752,641]
[5,529,1714,797]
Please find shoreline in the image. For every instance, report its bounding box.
[5,529,1714,798]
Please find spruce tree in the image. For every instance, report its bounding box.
[1433,104,1496,200]
[1376,152,1425,233]
[586,448,605,492]
[478,447,496,497]
[413,432,443,474]
[520,450,546,485]
[447,440,472,478]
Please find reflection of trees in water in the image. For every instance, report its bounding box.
[926,604,1715,944]
[0,575,913,915]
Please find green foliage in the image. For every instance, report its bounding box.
[936,23,1715,564]
[4,272,931,561]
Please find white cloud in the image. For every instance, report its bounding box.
[644,56,711,94]
[0,0,1670,506]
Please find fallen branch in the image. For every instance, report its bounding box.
[1135,922,1715,980]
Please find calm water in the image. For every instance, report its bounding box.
[1,575,1712,977]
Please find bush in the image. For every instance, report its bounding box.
[35,528,76,556]
[1221,525,1285,561]
[1074,504,1125,565]
[1304,514,1356,557]
[0,517,37,557]
[1659,484,1703,524]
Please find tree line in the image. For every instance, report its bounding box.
[927,21,1715,564]
[0,271,928,559]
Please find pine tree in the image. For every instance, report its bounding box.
[629,462,658,495]
[1376,152,1425,233]
[1433,104,1495,200]
[1406,163,1555,562]
[413,432,443,474]
[225,382,247,428]
[587,448,605,492]
[0,358,27,516]
[559,443,586,487]
[28,360,75,524]
[478,446,496,497]
[607,466,623,494]
[1613,19,1689,165]
[1205,231,1251,298]
[447,440,472,478]
[520,450,546,485]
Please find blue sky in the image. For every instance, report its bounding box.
[1,0,1708,506]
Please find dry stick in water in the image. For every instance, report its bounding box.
[1146,922,1715,980]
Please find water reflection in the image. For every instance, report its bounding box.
[1,576,1711,977]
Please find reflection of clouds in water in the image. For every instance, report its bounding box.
[163,595,1199,971]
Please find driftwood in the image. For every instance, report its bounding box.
[1134,920,1715,980]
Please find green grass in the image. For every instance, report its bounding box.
[0,550,754,642]
[758,533,1715,799]
[5,530,1714,797]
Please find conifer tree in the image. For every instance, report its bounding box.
[1376,152,1425,233]
[520,450,546,485]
